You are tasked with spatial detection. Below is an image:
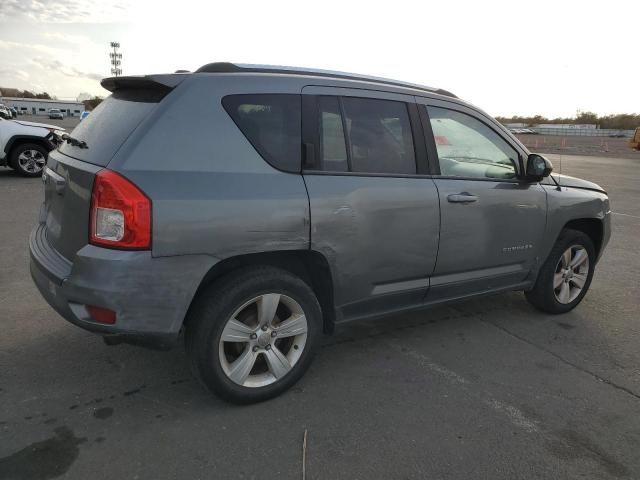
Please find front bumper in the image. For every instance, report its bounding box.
[29,223,218,349]
[599,208,612,263]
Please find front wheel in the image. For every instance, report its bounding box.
[10,143,48,177]
[185,267,322,404]
[525,229,596,314]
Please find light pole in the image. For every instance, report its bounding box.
[109,42,122,77]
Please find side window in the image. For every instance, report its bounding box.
[222,94,301,172]
[342,97,415,174]
[318,96,348,172]
[427,106,518,180]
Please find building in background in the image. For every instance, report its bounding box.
[0,96,85,117]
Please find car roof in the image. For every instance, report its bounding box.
[194,62,458,98]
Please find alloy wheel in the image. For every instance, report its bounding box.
[218,293,308,388]
[18,149,46,174]
[553,245,589,304]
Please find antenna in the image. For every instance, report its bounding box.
[109,42,122,77]
[557,136,563,191]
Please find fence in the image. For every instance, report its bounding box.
[530,128,634,137]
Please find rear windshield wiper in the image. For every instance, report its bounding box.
[61,134,88,149]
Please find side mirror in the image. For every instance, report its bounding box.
[525,153,553,182]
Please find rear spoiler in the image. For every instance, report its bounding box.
[100,74,186,93]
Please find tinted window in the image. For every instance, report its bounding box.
[341,97,415,174]
[223,94,301,172]
[59,89,164,166]
[428,107,517,180]
[318,96,348,171]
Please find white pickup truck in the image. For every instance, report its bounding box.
[0,117,65,177]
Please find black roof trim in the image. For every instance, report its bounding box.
[195,62,457,98]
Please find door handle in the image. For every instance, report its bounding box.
[447,192,478,203]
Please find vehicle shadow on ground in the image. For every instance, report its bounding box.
[0,168,43,182]
[5,290,552,415]
[0,168,21,178]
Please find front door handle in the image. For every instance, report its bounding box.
[447,192,478,203]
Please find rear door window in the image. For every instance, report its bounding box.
[222,94,301,172]
[342,97,416,175]
[315,96,416,175]
[318,96,348,172]
[59,89,166,166]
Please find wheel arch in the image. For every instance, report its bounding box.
[184,250,336,335]
[5,135,53,157]
[562,218,604,258]
[530,216,605,290]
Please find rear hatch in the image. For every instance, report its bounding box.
[42,75,180,261]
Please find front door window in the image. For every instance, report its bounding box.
[428,107,517,180]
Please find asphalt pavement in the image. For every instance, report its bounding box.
[15,114,81,130]
[0,153,639,479]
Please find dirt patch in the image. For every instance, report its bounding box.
[517,134,640,160]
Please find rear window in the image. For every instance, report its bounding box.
[315,96,416,175]
[222,94,301,172]
[59,89,165,166]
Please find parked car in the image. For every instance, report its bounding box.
[48,109,64,119]
[30,63,611,403]
[79,111,90,121]
[0,117,65,176]
[9,107,18,118]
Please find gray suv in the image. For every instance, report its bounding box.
[30,63,611,403]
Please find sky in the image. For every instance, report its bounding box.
[0,0,638,118]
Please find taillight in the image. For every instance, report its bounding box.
[90,170,151,249]
[86,305,117,324]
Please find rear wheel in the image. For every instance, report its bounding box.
[185,267,322,404]
[10,143,47,177]
[525,229,595,314]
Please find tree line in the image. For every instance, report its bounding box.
[83,96,103,110]
[0,87,53,99]
[496,112,640,130]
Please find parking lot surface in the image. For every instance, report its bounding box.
[16,114,80,131]
[517,134,640,160]
[0,154,639,479]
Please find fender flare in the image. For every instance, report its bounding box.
[4,134,56,157]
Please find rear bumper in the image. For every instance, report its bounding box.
[29,223,218,349]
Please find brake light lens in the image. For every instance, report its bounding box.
[86,305,117,324]
[90,170,151,249]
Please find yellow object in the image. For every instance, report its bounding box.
[630,127,640,150]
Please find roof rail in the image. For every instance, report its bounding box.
[195,62,457,98]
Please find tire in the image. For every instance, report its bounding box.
[525,229,595,314]
[185,266,322,404]
[9,143,48,177]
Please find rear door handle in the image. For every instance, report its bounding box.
[447,192,478,203]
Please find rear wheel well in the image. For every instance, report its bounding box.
[6,136,51,159]
[563,218,604,258]
[185,250,336,334]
